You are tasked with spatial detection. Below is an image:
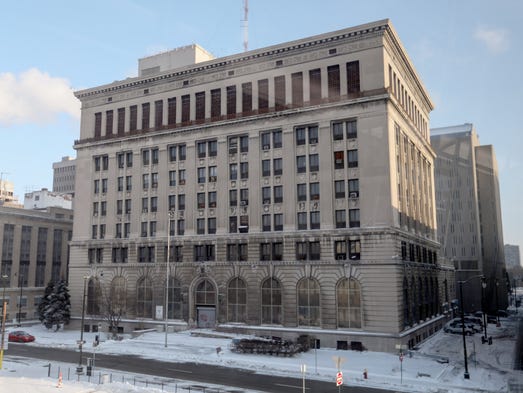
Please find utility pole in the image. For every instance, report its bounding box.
[241,0,248,52]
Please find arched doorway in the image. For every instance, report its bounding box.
[194,279,216,328]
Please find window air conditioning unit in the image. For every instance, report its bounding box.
[263,199,270,205]
[209,176,217,182]
[263,145,270,150]
[349,192,359,198]
[240,200,247,206]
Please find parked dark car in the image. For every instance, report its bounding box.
[8,330,35,343]
[444,324,474,335]
[497,310,509,317]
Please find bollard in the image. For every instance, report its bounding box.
[363,368,368,379]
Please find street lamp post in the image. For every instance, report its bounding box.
[495,279,500,326]
[458,280,470,379]
[77,276,88,374]
[514,278,518,314]
[17,272,23,327]
[0,274,8,369]
[165,210,175,348]
[481,277,488,344]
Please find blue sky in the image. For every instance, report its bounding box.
[0,0,521,253]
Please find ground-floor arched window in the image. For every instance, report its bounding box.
[297,278,320,326]
[195,279,216,305]
[87,277,101,315]
[136,276,153,318]
[261,277,282,324]
[110,276,127,313]
[168,277,183,319]
[336,278,361,328]
[227,277,247,323]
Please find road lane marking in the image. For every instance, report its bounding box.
[167,368,193,374]
[274,383,309,390]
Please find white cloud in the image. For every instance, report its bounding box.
[474,27,509,54]
[0,68,80,126]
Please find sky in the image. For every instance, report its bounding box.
[0,315,519,393]
[0,0,521,253]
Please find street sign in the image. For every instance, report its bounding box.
[399,353,404,362]
[336,371,343,386]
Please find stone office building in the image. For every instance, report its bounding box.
[71,19,452,352]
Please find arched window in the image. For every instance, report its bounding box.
[403,277,410,328]
[195,279,216,305]
[418,277,423,320]
[86,278,101,315]
[336,278,361,328]
[261,277,282,324]
[110,276,127,312]
[411,277,418,322]
[297,278,320,326]
[136,276,153,318]
[168,277,183,319]
[227,277,247,323]
[424,277,430,317]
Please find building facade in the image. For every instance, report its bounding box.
[53,156,77,196]
[71,20,451,352]
[24,188,73,210]
[0,206,73,324]
[431,124,508,313]
[505,244,521,270]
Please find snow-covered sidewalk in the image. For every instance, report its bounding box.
[1,315,522,393]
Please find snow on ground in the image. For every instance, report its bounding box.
[1,314,522,393]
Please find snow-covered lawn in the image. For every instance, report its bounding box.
[1,315,522,393]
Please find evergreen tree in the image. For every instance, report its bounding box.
[37,281,55,325]
[41,280,71,330]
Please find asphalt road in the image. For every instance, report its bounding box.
[5,343,396,393]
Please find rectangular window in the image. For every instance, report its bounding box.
[208,191,217,208]
[332,122,343,140]
[197,141,206,158]
[117,108,125,135]
[334,151,344,169]
[273,130,282,148]
[102,178,108,193]
[261,159,271,177]
[142,149,150,166]
[177,220,185,235]
[94,112,102,137]
[151,148,159,164]
[142,197,148,213]
[229,163,238,180]
[106,110,113,135]
[347,150,358,168]
[347,61,360,94]
[291,72,303,107]
[260,243,271,261]
[117,153,125,169]
[178,169,186,185]
[309,154,319,172]
[240,135,249,152]
[226,85,236,116]
[168,97,176,125]
[141,102,150,130]
[239,215,249,233]
[197,192,205,209]
[308,126,318,144]
[197,167,206,183]
[349,209,360,227]
[168,195,176,211]
[116,199,123,215]
[296,127,306,145]
[297,212,307,230]
[310,182,320,200]
[309,241,321,260]
[273,242,283,261]
[195,91,205,121]
[262,214,271,231]
[208,166,217,182]
[229,137,238,154]
[274,213,283,231]
[149,221,156,237]
[309,68,321,104]
[178,194,185,210]
[310,211,320,229]
[258,79,269,112]
[274,75,285,110]
[181,94,190,123]
[229,189,238,207]
[208,140,217,157]
[348,179,359,198]
[335,240,347,260]
[126,152,133,167]
[327,64,340,98]
[346,120,357,139]
[142,174,149,190]
[262,187,271,205]
[261,132,271,150]
[169,170,176,187]
[349,239,361,260]
[335,210,346,228]
[240,162,249,179]
[155,100,163,127]
[179,144,186,160]
[242,82,252,113]
[274,185,283,203]
[210,88,221,119]
[296,242,307,260]
[273,158,282,176]
[208,218,216,234]
[130,105,137,131]
[335,180,345,198]
[125,199,131,214]
[296,155,306,173]
[140,222,147,237]
[297,183,307,201]
[196,218,205,235]
[229,216,237,233]
[240,189,248,206]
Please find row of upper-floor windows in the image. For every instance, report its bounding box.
[88,237,361,264]
[400,241,438,264]
[94,122,357,173]
[92,61,361,137]
[388,64,428,138]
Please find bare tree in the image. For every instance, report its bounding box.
[99,277,127,340]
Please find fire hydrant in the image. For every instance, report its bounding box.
[363,369,368,379]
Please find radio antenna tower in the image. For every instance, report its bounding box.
[242,0,249,52]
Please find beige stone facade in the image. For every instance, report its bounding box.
[71,19,451,352]
[0,206,72,323]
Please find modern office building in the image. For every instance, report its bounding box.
[431,124,508,313]
[0,205,73,324]
[52,156,76,196]
[505,244,521,270]
[71,19,451,351]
